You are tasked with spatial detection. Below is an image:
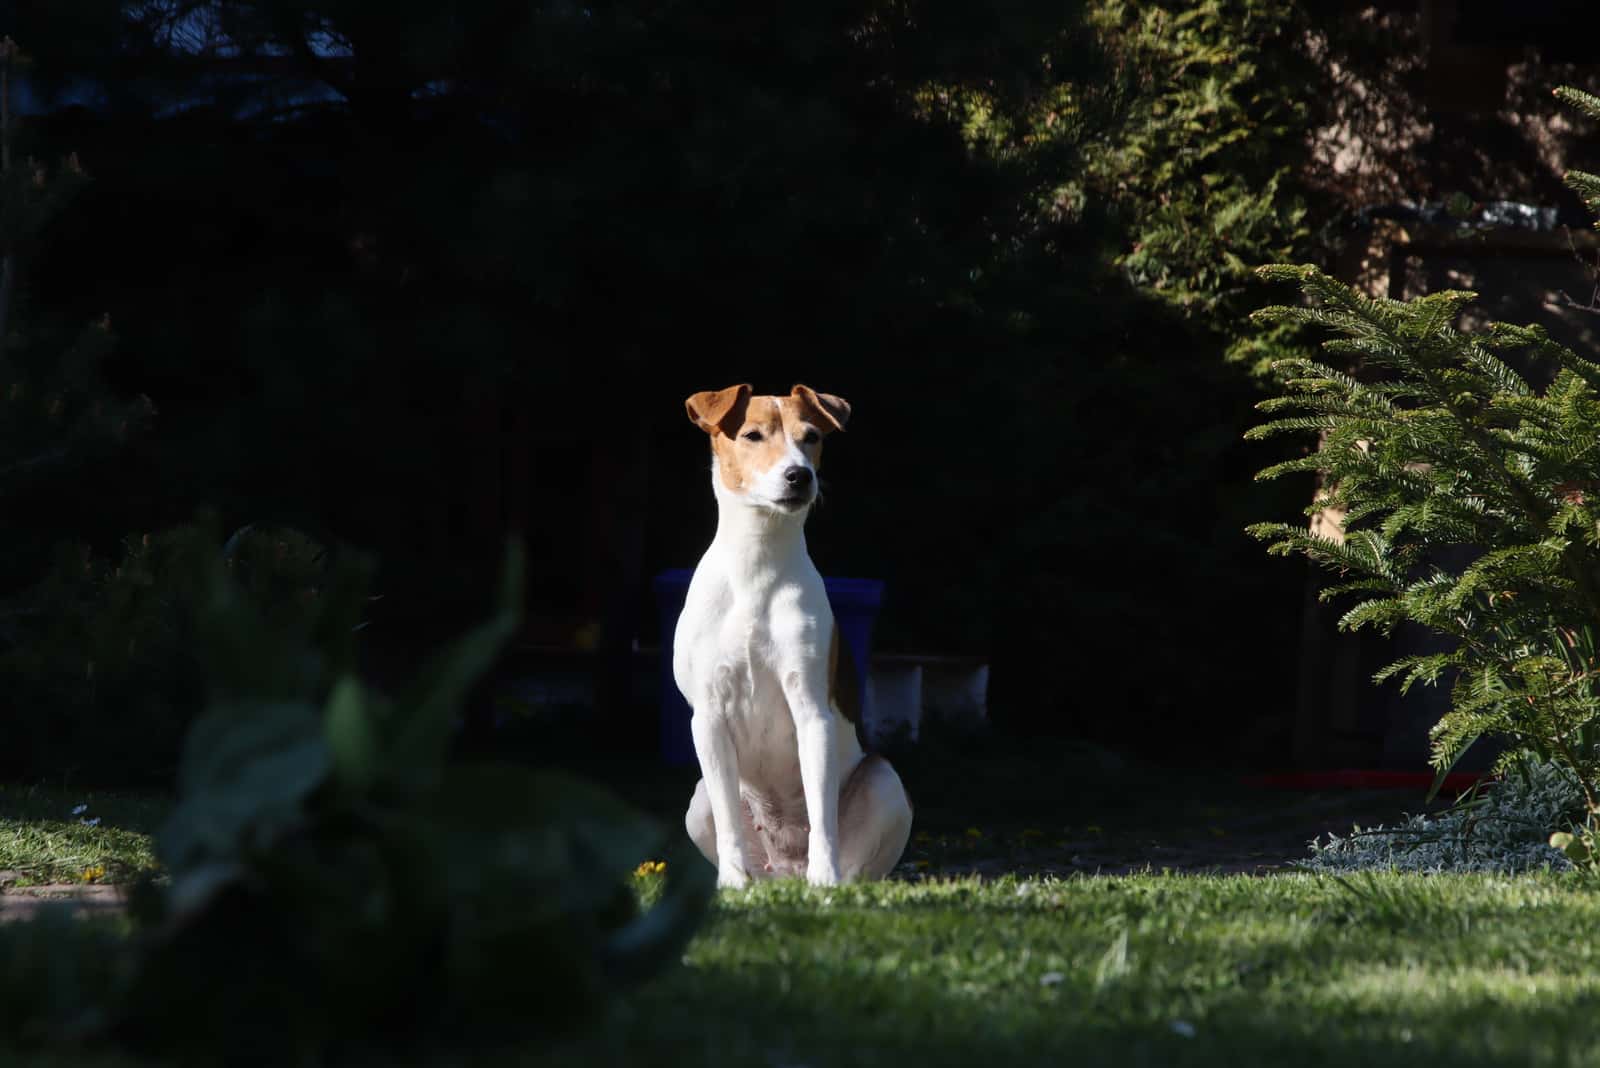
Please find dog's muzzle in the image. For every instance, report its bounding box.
[774,466,814,509]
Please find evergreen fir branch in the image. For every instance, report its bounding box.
[1337,597,1407,634]
[1266,358,1423,402]
[1448,668,1524,733]
[1338,499,1397,532]
[1446,540,1571,612]
[1374,652,1460,695]
[1247,523,1401,583]
[1564,170,1600,220]
[1492,323,1600,390]
[1296,270,1412,338]
[1243,521,1321,556]
[1252,455,1330,482]
[1322,577,1405,600]
[1487,394,1568,437]
[1241,414,1342,439]
[1377,499,1499,548]
[1458,339,1535,397]
[1253,393,1393,421]
[1254,263,1316,285]
[1342,464,1439,508]
[1250,304,1371,335]
[1555,86,1600,124]
[1405,290,1480,343]
[1318,337,1410,368]
[1322,416,1437,455]
[1245,523,1381,571]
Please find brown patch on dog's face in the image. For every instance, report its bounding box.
[713,395,788,493]
[683,384,850,497]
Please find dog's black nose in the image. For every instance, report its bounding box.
[784,466,813,488]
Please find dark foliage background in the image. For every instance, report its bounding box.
[19,0,1579,779]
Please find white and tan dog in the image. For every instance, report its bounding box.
[675,383,913,888]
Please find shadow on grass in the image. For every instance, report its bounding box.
[519,722,1456,878]
[0,785,168,834]
[545,901,1600,1068]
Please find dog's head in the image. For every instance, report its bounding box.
[684,384,850,515]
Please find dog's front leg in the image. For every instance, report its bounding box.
[691,667,751,889]
[784,679,843,886]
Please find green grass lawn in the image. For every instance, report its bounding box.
[0,784,164,885]
[8,872,1598,1067]
[546,871,1600,1068]
[6,772,1597,1066]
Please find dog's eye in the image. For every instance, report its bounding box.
[742,430,763,442]
[801,430,820,445]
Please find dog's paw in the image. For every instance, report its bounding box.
[717,866,751,890]
[805,864,841,887]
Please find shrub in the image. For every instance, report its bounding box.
[1249,85,1600,861]
[1087,0,1316,368]
[1248,265,1600,805]
[0,523,329,786]
[1307,755,1579,874]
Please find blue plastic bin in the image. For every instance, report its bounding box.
[652,569,885,767]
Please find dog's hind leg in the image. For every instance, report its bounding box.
[685,778,718,867]
[684,778,765,880]
[836,755,913,881]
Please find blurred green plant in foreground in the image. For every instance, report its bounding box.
[0,523,712,1062]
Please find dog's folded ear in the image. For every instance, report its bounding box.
[685,383,752,437]
[790,385,850,434]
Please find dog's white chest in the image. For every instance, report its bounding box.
[676,583,814,790]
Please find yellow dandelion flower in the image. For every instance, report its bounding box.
[80,864,106,883]
[634,860,667,877]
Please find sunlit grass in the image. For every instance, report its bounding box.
[0,784,164,885]
[558,870,1600,1067]
[6,786,1599,1066]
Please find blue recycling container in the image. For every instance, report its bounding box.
[652,569,885,767]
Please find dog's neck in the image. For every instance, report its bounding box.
[710,462,810,590]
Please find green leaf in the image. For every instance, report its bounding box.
[160,701,331,870]
[1550,830,1589,861]
[164,860,247,924]
[325,674,378,793]
[1427,732,1480,803]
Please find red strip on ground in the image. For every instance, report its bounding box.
[1241,769,1486,792]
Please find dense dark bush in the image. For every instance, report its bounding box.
[1,0,1447,761]
[0,523,329,786]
